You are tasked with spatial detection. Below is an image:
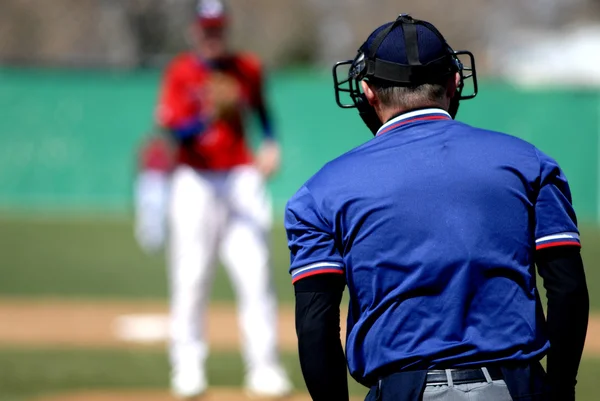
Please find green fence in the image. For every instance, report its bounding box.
[0,68,599,223]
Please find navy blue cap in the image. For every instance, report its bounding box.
[362,21,450,65]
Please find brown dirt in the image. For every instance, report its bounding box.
[0,298,597,356]
[0,299,299,351]
[32,388,364,401]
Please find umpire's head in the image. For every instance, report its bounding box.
[333,15,478,135]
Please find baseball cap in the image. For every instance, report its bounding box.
[355,18,459,88]
[362,20,451,66]
[196,0,227,28]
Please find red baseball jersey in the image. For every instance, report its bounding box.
[156,52,265,170]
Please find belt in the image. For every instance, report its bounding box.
[426,367,503,386]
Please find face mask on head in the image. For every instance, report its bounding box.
[332,14,478,135]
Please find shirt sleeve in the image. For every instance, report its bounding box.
[534,149,580,250]
[285,185,345,284]
[241,55,275,140]
[156,57,206,139]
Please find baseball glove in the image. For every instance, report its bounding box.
[205,72,242,120]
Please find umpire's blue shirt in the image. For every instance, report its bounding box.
[285,108,580,383]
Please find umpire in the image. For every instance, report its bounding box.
[285,15,589,401]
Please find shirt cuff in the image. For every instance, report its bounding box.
[291,262,345,284]
[172,118,207,140]
[536,232,581,250]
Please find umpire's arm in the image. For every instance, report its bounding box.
[295,275,348,401]
[536,246,588,401]
[534,149,589,401]
[285,185,349,401]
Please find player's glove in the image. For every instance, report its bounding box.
[134,170,170,254]
[205,72,242,120]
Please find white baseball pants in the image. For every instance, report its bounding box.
[167,165,281,375]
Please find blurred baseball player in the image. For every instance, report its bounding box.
[156,0,291,398]
[286,15,588,401]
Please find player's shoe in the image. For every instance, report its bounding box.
[244,365,293,399]
[171,368,208,399]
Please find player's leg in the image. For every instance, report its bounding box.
[219,166,292,397]
[168,166,223,398]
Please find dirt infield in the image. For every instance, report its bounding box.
[0,298,598,356]
[0,299,301,350]
[32,388,364,401]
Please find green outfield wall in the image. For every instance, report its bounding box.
[0,68,599,223]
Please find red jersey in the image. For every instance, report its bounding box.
[156,52,265,170]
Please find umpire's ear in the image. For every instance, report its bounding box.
[447,72,460,99]
[361,81,378,107]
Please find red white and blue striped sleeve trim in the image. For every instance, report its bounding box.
[535,232,581,250]
[291,261,345,284]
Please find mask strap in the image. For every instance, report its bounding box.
[401,22,420,65]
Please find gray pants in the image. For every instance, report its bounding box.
[423,369,512,400]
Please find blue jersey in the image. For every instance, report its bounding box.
[284,108,580,384]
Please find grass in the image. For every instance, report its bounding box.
[0,348,599,401]
[0,216,599,309]
[0,216,294,303]
[0,348,369,401]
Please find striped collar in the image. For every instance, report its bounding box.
[376,108,452,137]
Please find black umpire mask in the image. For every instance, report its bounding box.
[333,14,478,135]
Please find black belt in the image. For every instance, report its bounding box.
[426,367,503,386]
